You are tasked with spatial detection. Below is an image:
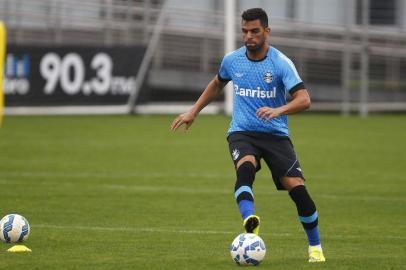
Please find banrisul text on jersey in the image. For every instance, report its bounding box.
[218,46,305,136]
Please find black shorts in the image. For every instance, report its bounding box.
[227,131,304,190]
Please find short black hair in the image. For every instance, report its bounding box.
[241,8,268,28]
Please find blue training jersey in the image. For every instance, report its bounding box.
[218,46,304,137]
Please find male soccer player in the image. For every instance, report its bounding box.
[171,8,325,262]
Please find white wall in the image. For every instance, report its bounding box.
[296,0,349,25]
[238,0,288,21]
[401,0,406,29]
[238,0,358,26]
[167,0,215,10]
[166,0,218,29]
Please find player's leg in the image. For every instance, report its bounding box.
[235,156,260,234]
[235,155,257,220]
[281,177,325,262]
[261,135,325,262]
[227,133,261,234]
[281,178,321,243]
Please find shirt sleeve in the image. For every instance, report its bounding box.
[217,54,232,82]
[280,55,304,94]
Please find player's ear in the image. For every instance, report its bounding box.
[265,26,271,35]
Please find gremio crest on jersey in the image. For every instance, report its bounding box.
[263,71,273,83]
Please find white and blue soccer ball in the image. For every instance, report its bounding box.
[0,214,30,243]
[230,233,266,266]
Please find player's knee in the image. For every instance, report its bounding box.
[234,161,256,202]
[236,155,257,169]
[281,177,304,191]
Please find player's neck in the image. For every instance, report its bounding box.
[246,44,269,61]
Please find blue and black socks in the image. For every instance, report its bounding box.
[234,162,256,220]
[289,185,321,246]
[233,162,321,247]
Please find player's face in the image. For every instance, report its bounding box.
[242,19,270,52]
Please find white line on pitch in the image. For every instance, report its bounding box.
[33,224,291,237]
[1,172,405,202]
[32,224,406,240]
[0,171,227,179]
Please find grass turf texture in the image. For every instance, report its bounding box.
[0,114,405,270]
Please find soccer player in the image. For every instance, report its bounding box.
[171,8,325,263]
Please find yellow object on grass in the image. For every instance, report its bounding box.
[7,245,32,253]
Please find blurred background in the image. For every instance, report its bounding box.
[1,0,406,116]
[1,2,406,269]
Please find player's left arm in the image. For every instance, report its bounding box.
[257,54,310,120]
[256,88,311,120]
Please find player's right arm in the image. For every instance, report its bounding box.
[171,75,227,132]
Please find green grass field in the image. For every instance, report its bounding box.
[0,114,405,270]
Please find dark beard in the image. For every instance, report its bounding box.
[245,42,263,52]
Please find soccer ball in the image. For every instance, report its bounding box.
[0,214,30,243]
[230,233,266,266]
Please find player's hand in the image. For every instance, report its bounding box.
[256,107,282,121]
[171,112,196,132]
